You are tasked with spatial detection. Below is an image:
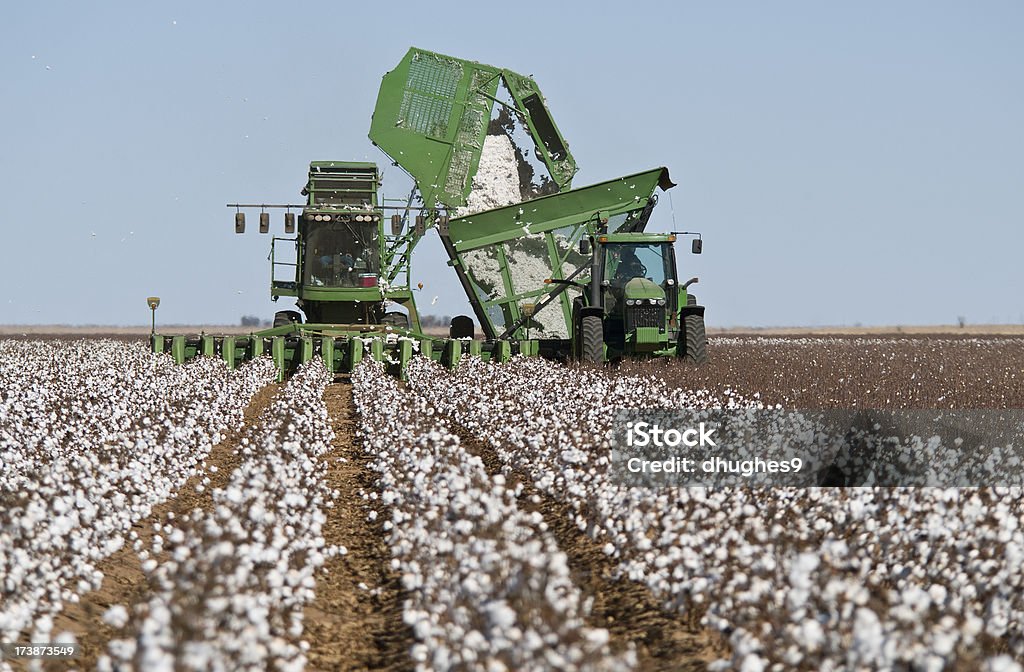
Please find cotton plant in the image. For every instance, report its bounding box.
[0,340,275,645]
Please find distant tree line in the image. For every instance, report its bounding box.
[419,314,453,328]
[240,315,272,327]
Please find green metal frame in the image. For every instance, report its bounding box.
[153,324,535,381]
[369,47,577,210]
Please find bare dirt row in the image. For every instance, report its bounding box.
[304,383,413,672]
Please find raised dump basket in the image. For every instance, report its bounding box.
[370,47,577,210]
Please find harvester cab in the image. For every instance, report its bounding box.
[270,162,391,326]
[235,160,429,334]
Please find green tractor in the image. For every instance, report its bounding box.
[562,230,707,365]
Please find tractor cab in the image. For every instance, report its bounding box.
[580,233,679,357]
[601,238,676,319]
[568,230,705,363]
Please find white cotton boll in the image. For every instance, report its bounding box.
[798,619,825,651]
[584,628,609,648]
[740,654,766,672]
[102,604,130,629]
[54,630,77,645]
[984,655,1024,672]
[851,608,884,664]
[485,600,517,630]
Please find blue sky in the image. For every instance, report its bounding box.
[1,1,1021,327]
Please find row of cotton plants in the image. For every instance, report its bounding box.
[405,355,1024,671]
[352,360,631,671]
[0,340,276,644]
[101,361,339,672]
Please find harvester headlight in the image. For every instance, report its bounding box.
[625,299,635,306]
[355,215,366,222]
[649,298,658,305]
[657,298,666,306]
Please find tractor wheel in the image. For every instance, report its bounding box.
[381,311,410,329]
[687,293,697,306]
[679,312,708,365]
[273,310,303,328]
[580,315,604,364]
[450,315,475,339]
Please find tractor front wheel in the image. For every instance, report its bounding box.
[679,312,709,365]
[580,315,604,364]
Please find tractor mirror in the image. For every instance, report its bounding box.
[691,239,703,254]
[579,239,591,255]
[391,214,402,236]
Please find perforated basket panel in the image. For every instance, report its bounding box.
[370,48,577,210]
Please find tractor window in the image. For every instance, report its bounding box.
[605,244,668,286]
[304,221,381,288]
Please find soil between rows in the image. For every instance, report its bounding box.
[304,383,413,671]
[454,429,725,671]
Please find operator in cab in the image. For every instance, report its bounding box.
[611,248,647,286]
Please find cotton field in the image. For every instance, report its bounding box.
[2,337,1024,671]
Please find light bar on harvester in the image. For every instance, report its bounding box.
[226,203,448,212]
[306,213,381,222]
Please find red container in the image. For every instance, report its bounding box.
[359,274,378,288]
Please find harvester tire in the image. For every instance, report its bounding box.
[679,312,709,365]
[580,315,604,364]
[381,312,410,329]
[273,310,303,328]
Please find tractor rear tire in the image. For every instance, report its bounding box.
[450,315,475,339]
[273,310,303,328]
[580,315,604,364]
[679,312,708,365]
[381,312,410,329]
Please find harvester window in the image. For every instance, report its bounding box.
[305,222,380,288]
